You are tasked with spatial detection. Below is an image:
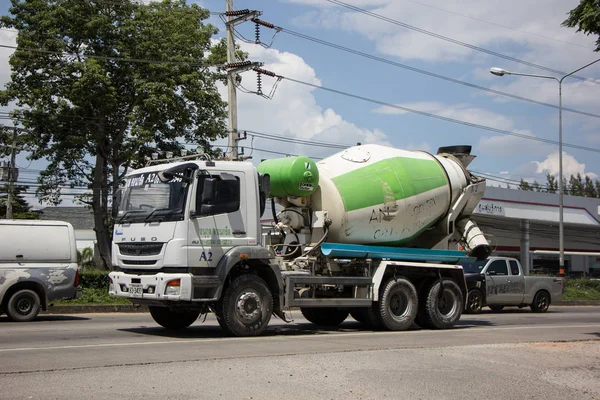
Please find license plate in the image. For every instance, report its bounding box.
[129,283,143,298]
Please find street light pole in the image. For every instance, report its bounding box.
[490,58,600,275]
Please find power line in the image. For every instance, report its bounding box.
[276,74,600,154]
[325,0,600,85]
[279,28,600,120]
[399,0,594,50]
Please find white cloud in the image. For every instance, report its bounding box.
[534,151,598,179]
[222,42,390,161]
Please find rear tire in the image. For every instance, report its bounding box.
[465,289,484,314]
[351,306,382,329]
[301,307,348,327]
[489,305,504,312]
[6,289,41,322]
[216,274,273,337]
[530,291,550,313]
[418,279,463,330]
[378,278,418,331]
[149,306,200,330]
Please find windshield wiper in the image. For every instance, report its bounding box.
[117,210,144,224]
[144,208,178,222]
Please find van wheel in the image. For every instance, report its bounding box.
[378,278,418,331]
[6,289,41,322]
[530,291,550,313]
[149,306,200,330]
[419,279,463,329]
[216,274,273,337]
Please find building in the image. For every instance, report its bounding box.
[473,187,600,277]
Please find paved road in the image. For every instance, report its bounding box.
[1,306,599,399]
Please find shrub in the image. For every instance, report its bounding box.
[80,269,110,290]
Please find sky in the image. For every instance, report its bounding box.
[1,0,599,207]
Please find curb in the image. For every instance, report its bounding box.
[43,304,149,314]
[42,301,600,314]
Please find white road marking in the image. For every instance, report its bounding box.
[0,323,597,353]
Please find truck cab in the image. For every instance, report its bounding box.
[461,257,563,314]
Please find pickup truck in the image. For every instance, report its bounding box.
[459,257,564,314]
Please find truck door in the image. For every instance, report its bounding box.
[485,260,512,304]
[508,260,525,304]
[187,171,248,269]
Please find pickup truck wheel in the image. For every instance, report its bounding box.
[489,305,504,312]
[420,279,463,329]
[465,289,484,314]
[6,289,41,322]
[301,308,348,327]
[378,278,418,331]
[217,274,273,337]
[149,306,200,330]
[530,291,550,313]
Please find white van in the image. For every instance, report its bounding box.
[0,220,81,322]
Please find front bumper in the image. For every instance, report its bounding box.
[109,272,194,301]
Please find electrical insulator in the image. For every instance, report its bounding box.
[252,18,275,29]
[256,71,263,95]
[224,9,250,16]
[253,67,276,78]
[224,61,252,70]
[255,21,261,44]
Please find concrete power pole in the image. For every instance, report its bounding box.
[225,0,239,160]
[6,127,17,219]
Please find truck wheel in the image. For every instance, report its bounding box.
[6,289,41,322]
[351,306,383,329]
[378,278,418,331]
[300,307,348,327]
[419,279,463,329]
[465,289,484,314]
[530,291,550,313]
[489,305,504,312]
[216,274,273,337]
[149,306,200,330]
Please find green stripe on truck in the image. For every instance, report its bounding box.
[331,157,448,212]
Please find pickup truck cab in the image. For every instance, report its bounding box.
[460,257,563,314]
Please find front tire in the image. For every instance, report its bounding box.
[378,278,418,331]
[418,279,463,329]
[465,289,484,314]
[216,274,273,337]
[301,308,349,327]
[530,291,550,313]
[6,289,41,322]
[149,306,200,330]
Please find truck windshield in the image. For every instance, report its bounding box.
[117,172,189,223]
[458,259,487,274]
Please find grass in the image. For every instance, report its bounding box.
[55,288,130,305]
[563,279,600,301]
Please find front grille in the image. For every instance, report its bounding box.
[118,243,164,256]
[122,259,157,266]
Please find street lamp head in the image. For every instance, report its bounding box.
[490,67,508,77]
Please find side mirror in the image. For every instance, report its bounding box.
[158,162,198,183]
[202,178,218,203]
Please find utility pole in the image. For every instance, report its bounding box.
[225,0,238,160]
[6,127,17,219]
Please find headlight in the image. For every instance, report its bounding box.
[165,279,181,296]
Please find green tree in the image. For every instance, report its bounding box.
[569,173,585,196]
[596,180,600,198]
[563,0,600,52]
[546,173,558,193]
[584,175,597,197]
[1,0,228,269]
[532,181,542,192]
[518,179,533,191]
[0,184,38,219]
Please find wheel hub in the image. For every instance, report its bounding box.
[389,292,408,317]
[438,289,457,316]
[16,297,33,315]
[236,291,262,322]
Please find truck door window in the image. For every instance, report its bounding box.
[509,260,520,275]
[487,260,508,276]
[196,174,240,215]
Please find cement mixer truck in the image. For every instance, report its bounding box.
[109,144,491,336]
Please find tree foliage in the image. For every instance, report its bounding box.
[0,184,38,219]
[563,0,600,52]
[1,0,228,269]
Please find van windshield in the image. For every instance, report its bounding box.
[117,172,190,223]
